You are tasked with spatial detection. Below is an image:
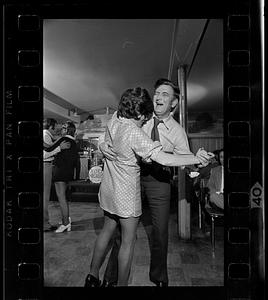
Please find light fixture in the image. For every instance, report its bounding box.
[68,108,79,117]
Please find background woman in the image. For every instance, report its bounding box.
[52,121,80,233]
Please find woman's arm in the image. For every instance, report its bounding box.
[153,151,200,166]
[99,141,117,161]
[98,124,118,161]
[153,148,213,167]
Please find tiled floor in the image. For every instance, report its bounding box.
[44,199,224,287]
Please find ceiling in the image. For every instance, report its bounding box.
[43,18,223,121]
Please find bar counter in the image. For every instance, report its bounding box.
[50,180,100,203]
[67,180,100,202]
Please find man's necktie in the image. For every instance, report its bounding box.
[151,117,163,141]
[141,117,170,181]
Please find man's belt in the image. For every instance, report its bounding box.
[141,162,171,182]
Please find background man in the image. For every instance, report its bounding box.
[43,118,70,232]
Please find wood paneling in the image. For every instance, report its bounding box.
[188,134,224,153]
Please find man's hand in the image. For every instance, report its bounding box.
[60,141,71,150]
[99,142,117,161]
[196,148,214,167]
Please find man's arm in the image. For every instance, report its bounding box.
[43,140,71,159]
[172,126,193,155]
[153,148,212,167]
[172,127,214,167]
[43,147,61,160]
[43,137,64,152]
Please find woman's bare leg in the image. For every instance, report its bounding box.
[54,181,69,225]
[117,216,139,286]
[90,215,118,279]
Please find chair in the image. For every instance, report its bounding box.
[196,177,209,229]
[200,179,224,255]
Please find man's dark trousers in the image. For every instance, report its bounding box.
[141,174,170,284]
[103,175,171,285]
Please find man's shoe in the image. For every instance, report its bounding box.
[84,274,101,287]
[155,281,168,287]
[101,279,116,287]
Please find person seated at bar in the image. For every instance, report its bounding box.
[207,148,224,211]
[191,148,220,198]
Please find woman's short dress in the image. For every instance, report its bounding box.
[52,136,79,182]
[99,114,162,218]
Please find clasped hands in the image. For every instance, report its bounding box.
[195,148,214,167]
[99,142,214,168]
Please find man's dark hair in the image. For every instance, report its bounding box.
[117,87,153,121]
[43,118,57,130]
[154,78,180,98]
[64,121,76,136]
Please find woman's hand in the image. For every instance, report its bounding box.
[99,142,117,161]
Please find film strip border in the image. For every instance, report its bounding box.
[225,1,264,300]
[225,11,251,300]
[2,2,263,300]
[4,6,43,300]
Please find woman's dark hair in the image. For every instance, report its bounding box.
[154,78,180,98]
[213,148,224,165]
[117,87,153,121]
[43,118,57,130]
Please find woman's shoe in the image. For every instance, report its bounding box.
[55,223,71,233]
[84,274,101,287]
[58,217,71,225]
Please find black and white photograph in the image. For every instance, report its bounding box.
[43,18,224,287]
[2,0,266,298]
